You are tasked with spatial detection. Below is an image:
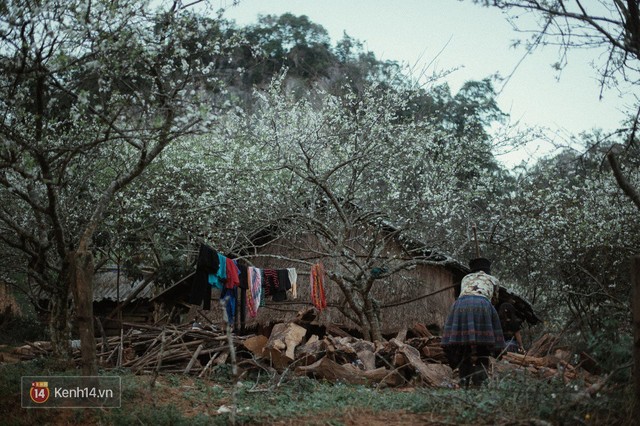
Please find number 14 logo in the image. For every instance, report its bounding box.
[30,382,50,404]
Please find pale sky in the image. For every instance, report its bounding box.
[219,0,635,167]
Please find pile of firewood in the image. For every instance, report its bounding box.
[102,322,240,376]
[240,321,452,387]
[7,309,603,389]
[10,322,241,377]
[492,333,602,386]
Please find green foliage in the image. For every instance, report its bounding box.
[0,316,49,345]
[231,378,406,423]
[582,327,632,383]
[0,0,240,355]
[225,12,404,94]
[210,364,236,384]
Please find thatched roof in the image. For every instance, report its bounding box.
[93,268,154,303]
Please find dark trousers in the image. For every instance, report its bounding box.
[445,345,492,387]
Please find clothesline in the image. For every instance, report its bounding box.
[188,243,327,327]
[255,283,457,311]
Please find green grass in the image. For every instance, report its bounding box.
[0,358,635,425]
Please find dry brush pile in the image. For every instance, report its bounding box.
[7,308,603,390]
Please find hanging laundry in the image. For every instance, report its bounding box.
[208,253,227,289]
[188,244,219,310]
[262,269,279,297]
[237,265,249,290]
[259,269,266,307]
[246,267,262,318]
[311,262,327,311]
[220,286,237,325]
[277,269,291,290]
[273,269,290,301]
[287,268,298,299]
[237,265,248,331]
[225,257,240,289]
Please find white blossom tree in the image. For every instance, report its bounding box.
[0,0,231,374]
[222,77,509,340]
[484,140,640,338]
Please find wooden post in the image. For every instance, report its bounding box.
[632,256,640,419]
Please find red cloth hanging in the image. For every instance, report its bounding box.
[310,262,327,311]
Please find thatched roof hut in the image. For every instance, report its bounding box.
[154,229,540,337]
[233,230,468,337]
[165,221,468,337]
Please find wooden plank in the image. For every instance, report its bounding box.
[395,328,407,343]
[357,349,376,371]
[410,322,433,338]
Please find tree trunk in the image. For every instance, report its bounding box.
[49,282,71,358]
[363,295,383,342]
[360,320,372,341]
[68,249,97,375]
[353,300,371,341]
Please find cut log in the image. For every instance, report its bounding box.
[264,322,307,370]
[242,335,269,358]
[502,352,547,367]
[351,339,375,354]
[328,336,357,354]
[214,352,229,366]
[410,323,434,338]
[325,324,353,338]
[393,352,408,368]
[527,333,561,357]
[295,338,326,366]
[199,353,219,378]
[390,339,453,386]
[184,344,204,374]
[503,351,577,372]
[420,345,445,361]
[295,356,402,386]
[357,349,376,371]
[553,348,572,363]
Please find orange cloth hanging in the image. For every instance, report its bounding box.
[310,262,327,311]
